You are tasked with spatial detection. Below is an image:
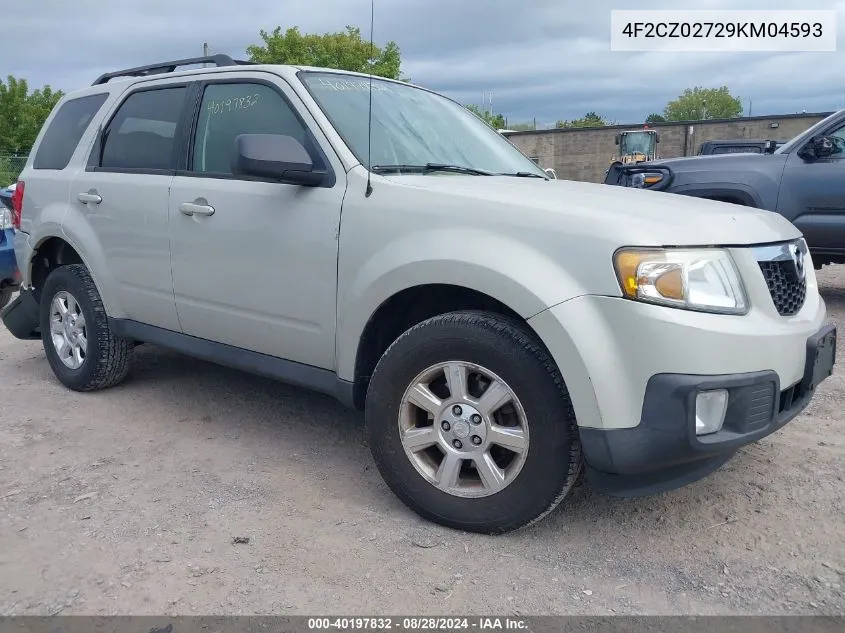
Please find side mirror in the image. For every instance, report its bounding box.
[544,168,557,179]
[232,134,326,186]
[764,140,777,154]
[654,133,661,143]
[614,134,621,146]
[798,135,835,161]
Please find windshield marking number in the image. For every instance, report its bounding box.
[316,77,393,93]
[206,94,261,116]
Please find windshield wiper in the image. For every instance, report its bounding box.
[498,171,546,178]
[371,163,494,176]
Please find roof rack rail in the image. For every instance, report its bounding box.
[92,54,255,86]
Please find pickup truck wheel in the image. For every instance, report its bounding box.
[365,311,582,534]
[39,264,133,392]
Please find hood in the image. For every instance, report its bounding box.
[380,173,801,247]
[646,152,783,169]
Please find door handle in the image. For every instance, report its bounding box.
[77,192,102,205]
[179,202,215,217]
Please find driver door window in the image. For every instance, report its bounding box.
[191,82,308,175]
[828,124,845,158]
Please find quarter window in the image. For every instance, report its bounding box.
[34,93,109,170]
[192,83,308,175]
[100,87,187,171]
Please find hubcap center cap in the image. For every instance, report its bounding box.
[452,420,470,439]
[438,402,487,451]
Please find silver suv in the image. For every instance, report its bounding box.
[2,55,837,534]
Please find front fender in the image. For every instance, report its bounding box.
[335,228,590,381]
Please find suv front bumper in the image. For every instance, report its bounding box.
[528,290,835,497]
[581,322,836,496]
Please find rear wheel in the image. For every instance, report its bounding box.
[365,311,582,534]
[40,264,133,391]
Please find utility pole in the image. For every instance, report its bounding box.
[203,42,209,67]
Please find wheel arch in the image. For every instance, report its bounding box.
[346,281,567,411]
[29,235,85,295]
[50,213,125,318]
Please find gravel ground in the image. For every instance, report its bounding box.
[0,266,843,616]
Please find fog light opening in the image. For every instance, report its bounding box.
[695,389,728,436]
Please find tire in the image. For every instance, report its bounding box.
[365,310,582,534]
[40,264,133,391]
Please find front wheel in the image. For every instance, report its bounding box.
[365,311,582,534]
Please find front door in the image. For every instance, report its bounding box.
[168,75,347,369]
[778,118,845,259]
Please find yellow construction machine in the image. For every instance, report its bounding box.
[612,126,660,165]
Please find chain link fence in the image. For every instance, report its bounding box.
[0,154,29,187]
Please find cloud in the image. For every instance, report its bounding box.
[5,0,844,128]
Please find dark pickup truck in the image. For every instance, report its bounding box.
[605,109,845,268]
[697,139,785,155]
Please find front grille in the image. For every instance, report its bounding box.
[758,260,807,316]
[753,241,808,317]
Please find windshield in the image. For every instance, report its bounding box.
[621,132,655,156]
[299,72,547,177]
[776,109,844,154]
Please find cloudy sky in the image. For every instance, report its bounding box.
[7,0,845,128]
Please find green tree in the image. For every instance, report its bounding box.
[0,76,63,154]
[663,86,742,121]
[465,104,506,129]
[247,25,402,79]
[555,111,606,128]
[508,121,537,131]
[645,113,666,123]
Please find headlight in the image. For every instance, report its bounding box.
[631,172,664,188]
[613,248,748,314]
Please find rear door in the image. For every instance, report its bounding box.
[70,83,193,331]
[167,73,347,369]
[777,118,845,259]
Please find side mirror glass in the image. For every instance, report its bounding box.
[232,134,326,186]
[614,134,621,146]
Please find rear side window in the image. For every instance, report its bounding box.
[100,87,187,171]
[33,93,109,170]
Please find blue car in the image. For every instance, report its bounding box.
[0,184,20,310]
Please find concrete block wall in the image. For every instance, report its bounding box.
[505,113,831,183]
